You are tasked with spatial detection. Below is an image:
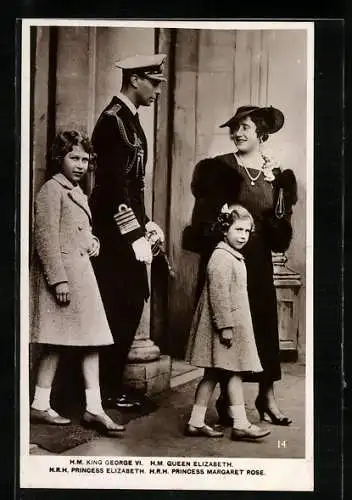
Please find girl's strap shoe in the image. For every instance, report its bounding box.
[81,410,125,436]
[30,407,71,426]
[231,424,271,441]
[184,424,224,438]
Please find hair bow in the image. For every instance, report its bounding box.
[220,203,231,214]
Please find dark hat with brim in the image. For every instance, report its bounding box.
[219,105,284,134]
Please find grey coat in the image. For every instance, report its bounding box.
[185,241,263,373]
[30,173,113,346]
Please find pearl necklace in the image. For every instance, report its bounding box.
[235,153,264,186]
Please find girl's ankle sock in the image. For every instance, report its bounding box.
[188,404,207,428]
[85,387,104,415]
[229,404,251,429]
[31,385,51,411]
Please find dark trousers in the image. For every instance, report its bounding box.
[93,255,146,399]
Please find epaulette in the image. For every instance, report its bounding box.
[108,110,138,151]
[105,103,122,117]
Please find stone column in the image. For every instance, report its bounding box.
[124,269,171,395]
[127,271,160,364]
[124,264,171,394]
[273,252,302,360]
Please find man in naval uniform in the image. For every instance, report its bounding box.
[89,54,166,409]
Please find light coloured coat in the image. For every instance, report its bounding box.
[30,173,113,346]
[186,241,263,373]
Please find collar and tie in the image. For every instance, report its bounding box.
[134,112,145,139]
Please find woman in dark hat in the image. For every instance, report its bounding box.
[184,105,297,426]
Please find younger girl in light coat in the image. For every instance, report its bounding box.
[185,204,270,441]
[30,130,124,436]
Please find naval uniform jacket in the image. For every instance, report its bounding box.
[89,96,150,300]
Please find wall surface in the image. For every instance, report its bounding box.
[265,30,308,356]
[31,26,51,197]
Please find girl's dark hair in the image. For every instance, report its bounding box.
[214,204,255,235]
[230,113,269,143]
[47,130,96,178]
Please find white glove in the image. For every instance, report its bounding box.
[145,221,165,243]
[132,237,153,264]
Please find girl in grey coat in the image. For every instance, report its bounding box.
[185,205,270,441]
[30,131,124,436]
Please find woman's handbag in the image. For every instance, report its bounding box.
[264,169,298,252]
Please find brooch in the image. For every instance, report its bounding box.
[261,155,281,182]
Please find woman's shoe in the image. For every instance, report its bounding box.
[231,424,271,441]
[184,424,224,438]
[30,407,71,426]
[82,411,125,436]
[255,396,292,426]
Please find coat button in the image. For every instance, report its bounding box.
[80,250,84,256]
[78,225,83,231]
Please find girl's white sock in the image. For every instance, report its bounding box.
[85,387,104,415]
[229,404,251,429]
[188,404,207,428]
[31,385,51,411]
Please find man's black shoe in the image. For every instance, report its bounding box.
[103,394,143,409]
